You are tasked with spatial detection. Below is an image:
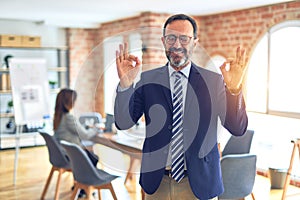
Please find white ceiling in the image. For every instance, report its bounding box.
[0,0,293,28]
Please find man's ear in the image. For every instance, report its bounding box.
[161,36,167,49]
[193,38,199,48]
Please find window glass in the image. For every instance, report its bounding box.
[246,35,268,113]
[103,33,142,115]
[103,36,123,115]
[269,27,300,113]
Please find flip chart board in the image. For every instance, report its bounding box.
[9,58,50,125]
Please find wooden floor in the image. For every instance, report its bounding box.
[1,146,300,200]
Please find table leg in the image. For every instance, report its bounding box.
[282,140,300,200]
[141,188,145,200]
[125,156,136,185]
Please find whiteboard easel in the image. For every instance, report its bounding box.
[9,58,50,185]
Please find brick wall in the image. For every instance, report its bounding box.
[66,28,102,116]
[197,1,300,63]
[67,1,300,116]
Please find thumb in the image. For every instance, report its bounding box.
[219,61,229,77]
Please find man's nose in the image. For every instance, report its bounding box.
[172,37,182,48]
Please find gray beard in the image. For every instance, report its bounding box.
[169,56,188,68]
[166,46,192,68]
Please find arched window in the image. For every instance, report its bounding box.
[247,20,300,118]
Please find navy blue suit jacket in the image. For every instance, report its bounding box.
[114,63,248,200]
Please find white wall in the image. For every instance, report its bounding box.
[0,19,66,47]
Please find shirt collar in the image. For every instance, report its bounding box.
[168,62,191,79]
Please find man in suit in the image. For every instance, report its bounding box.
[114,14,248,200]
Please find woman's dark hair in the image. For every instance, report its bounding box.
[163,14,198,39]
[53,88,77,130]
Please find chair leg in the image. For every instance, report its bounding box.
[71,184,80,200]
[98,189,102,200]
[41,167,55,200]
[251,192,255,200]
[124,157,136,185]
[54,168,64,200]
[108,183,118,200]
[86,186,93,200]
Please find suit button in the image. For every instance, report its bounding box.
[204,157,209,162]
[168,125,172,130]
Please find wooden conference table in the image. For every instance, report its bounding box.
[90,129,145,199]
[90,128,144,184]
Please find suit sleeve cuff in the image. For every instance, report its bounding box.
[117,83,132,92]
[225,85,242,96]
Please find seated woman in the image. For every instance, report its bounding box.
[53,88,99,166]
[53,88,99,197]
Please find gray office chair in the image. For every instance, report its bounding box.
[219,154,257,200]
[222,129,254,157]
[60,140,118,200]
[39,130,72,200]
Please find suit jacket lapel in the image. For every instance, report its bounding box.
[158,65,172,111]
[184,64,201,115]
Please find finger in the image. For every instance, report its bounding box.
[128,55,137,61]
[241,48,246,67]
[244,54,249,66]
[219,64,226,77]
[236,46,241,65]
[227,58,234,64]
[124,42,129,59]
[219,63,229,82]
[119,44,124,61]
[224,58,234,71]
[136,57,142,66]
[127,55,140,68]
[132,56,142,67]
[219,61,227,71]
[220,61,229,73]
[116,50,120,65]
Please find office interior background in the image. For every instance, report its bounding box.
[1,0,300,199]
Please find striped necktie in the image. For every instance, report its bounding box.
[171,71,185,182]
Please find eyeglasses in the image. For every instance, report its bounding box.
[164,34,193,45]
